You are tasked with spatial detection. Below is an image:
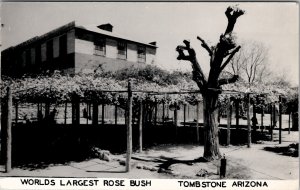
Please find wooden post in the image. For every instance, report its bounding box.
[37,103,40,119]
[88,103,91,119]
[235,99,239,130]
[162,102,165,125]
[92,102,98,125]
[167,103,169,119]
[288,112,291,134]
[247,94,251,148]
[139,101,143,153]
[76,100,80,125]
[71,94,80,125]
[154,100,157,126]
[261,105,264,132]
[115,105,118,125]
[64,102,67,125]
[270,104,273,128]
[45,102,50,119]
[227,100,231,146]
[279,99,282,144]
[143,102,147,125]
[126,80,133,172]
[15,102,18,125]
[220,155,227,178]
[102,104,105,126]
[72,101,75,124]
[270,103,274,141]
[5,86,12,173]
[183,104,186,127]
[174,102,178,141]
[196,101,200,143]
[86,103,89,125]
[253,103,257,132]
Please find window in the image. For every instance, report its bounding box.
[46,40,53,60]
[117,41,127,59]
[137,45,146,63]
[94,38,106,56]
[21,51,26,68]
[41,43,47,62]
[26,49,31,66]
[35,44,41,64]
[59,34,67,56]
[31,48,36,65]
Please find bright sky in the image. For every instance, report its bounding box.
[1,2,299,86]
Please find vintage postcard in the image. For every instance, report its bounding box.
[0,1,298,190]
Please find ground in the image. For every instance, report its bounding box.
[0,130,298,179]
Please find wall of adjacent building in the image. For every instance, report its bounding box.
[74,34,156,73]
[40,29,75,62]
[74,52,147,73]
[2,28,76,77]
[146,47,156,65]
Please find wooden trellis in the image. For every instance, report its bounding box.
[2,81,287,173]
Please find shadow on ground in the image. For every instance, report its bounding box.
[264,143,298,157]
[133,156,207,170]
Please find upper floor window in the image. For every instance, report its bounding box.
[94,38,106,56]
[25,49,31,66]
[137,45,146,63]
[59,34,67,56]
[46,40,53,60]
[35,44,41,64]
[117,41,127,59]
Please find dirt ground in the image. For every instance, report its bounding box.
[0,130,298,179]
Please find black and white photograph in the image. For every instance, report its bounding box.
[0,1,299,189]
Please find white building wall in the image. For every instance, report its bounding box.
[75,39,94,55]
[75,36,156,65]
[67,29,75,54]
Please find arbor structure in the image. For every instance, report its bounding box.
[176,6,245,160]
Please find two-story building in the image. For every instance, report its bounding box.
[1,21,157,77]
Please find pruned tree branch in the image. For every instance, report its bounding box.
[219,46,241,72]
[197,36,213,56]
[225,6,245,35]
[192,71,205,90]
[218,75,239,86]
[176,40,207,91]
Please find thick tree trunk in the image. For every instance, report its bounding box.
[202,94,221,161]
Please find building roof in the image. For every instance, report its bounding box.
[75,23,157,48]
[2,21,157,53]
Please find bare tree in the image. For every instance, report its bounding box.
[228,41,269,85]
[176,5,244,160]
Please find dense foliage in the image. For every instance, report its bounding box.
[285,87,298,113]
[0,66,200,105]
[1,65,297,108]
